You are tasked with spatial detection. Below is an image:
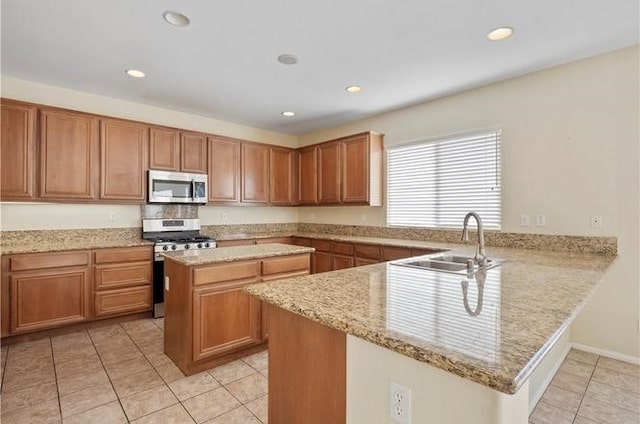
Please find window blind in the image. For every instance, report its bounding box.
[387,130,501,230]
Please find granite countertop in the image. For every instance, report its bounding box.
[245,243,616,394]
[0,229,152,255]
[162,243,315,266]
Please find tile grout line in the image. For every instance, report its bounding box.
[49,337,64,423]
[570,355,600,424]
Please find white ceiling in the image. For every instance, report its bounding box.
[2,0,638,135]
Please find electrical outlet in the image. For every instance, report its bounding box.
[591,215,602,228]
[222,212,229,222]
[108,212,117,223]
[389,381,411,424]
[536,214,546,227]
[520,214,530,227]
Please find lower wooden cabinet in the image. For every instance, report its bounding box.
[331,254,354,270]
[313,251,332,274]
[94,286,151,317]
[193,282,261,361]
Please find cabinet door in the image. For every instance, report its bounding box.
[270,147,296,205]
[318,141,341,204]
[208,136,240,203]
[313,251,332,274]
[11,268,89,333]
[341,134,370,204]
[241,143,269,203]
[192,282,261,361]
[149,127,180,171]
[181,132,208,173]
[1,101,36,200]
[39,109,99,200]
[100,119,148,201]
[297,145,318,205]
[331,254,354,271]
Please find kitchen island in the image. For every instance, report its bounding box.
[162,243,314,375]
[246,243,615,423]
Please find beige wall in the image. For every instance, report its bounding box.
[300,46,640,358]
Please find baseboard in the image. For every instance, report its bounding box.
[529,343,572,412]
[571,342,640,365]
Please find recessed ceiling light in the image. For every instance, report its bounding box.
[125,69,146,78]
[487,26,513,41]
[277,54,298,65]
[345,85,362,93]
[281,111,296,117]
[163,11,190,27]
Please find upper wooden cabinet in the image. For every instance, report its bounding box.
[39,109,99,200]
[100,118,149,202]
[341,132,383,205]
[318,141,341,204]
[241,143,269,203]
[297,145,318,205]
[149,127,180,171]
[150,128,207,174]
[208,136,240,203]
[0,101,37,200]
[270,147,297,205]
[298,131,383,206]
[181,132,208,174]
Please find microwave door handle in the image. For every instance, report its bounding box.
[191,180,196,200]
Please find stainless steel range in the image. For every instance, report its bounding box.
[142,218,216,317]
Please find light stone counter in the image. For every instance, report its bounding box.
[245,243,615,394]
[161,243,315,266]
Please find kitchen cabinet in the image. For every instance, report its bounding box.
[150,128,208,174]
[165,252,310,374]
[318,141,341,204]
[39,108,99,200]
[341,132,383,205]
[208,136,241,203]
[100,118,149,201]
[241,142,269,203]
[217,237,294,248]
[93,246,152,318]
[270,147,297,205]
[149,127,180,171]
[1,100,37,200]
[180,132,208,174]
[6,251,90,334]
[297,145,318,205]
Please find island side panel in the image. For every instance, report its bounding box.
[164,259,193,371]
[269,305,346,424]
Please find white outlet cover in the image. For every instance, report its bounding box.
[520,214,530,227]
[536,214,546,227]
[591,215,602,228]
[389,380,411,424]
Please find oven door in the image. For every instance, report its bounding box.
[152,254,165,318]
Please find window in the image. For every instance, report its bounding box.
[386,130,501,230]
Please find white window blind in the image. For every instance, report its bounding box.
[387,130,501,230]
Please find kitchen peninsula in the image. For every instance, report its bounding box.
[161,243,313,375]
[246,243,615,424]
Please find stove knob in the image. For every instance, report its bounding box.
[184,244,190,250]
[162,245,169,251]
[204,242,210,248]
[197,243,203,249]
[171,244,177,251]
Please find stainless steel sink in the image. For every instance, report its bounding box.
[390,253,505,275]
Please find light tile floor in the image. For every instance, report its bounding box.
[0,318,268,423]
[530,348,640,424]
[1,318,638,424]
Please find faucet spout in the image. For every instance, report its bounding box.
[461,211,487,266]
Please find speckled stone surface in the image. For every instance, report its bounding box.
[201,223,298,240]
[246,243,616,394]
[298,223,617,255]
[0,228,151,254]
[162,243,314,266]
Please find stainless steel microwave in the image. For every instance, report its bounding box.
[148,170,208,204]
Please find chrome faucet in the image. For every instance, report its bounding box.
[461,211,487,267]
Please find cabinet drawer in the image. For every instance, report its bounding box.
[292,237,312,247]
[354,244,381,260]
[262,254,310,277]
[94,246,152,264]
[255,237,294,245]
[193,260,260,286]
[94,286,151,317]
[9,251,89,272]
[94,262,151,290]
[331,242,354,256]
[311,239,331,252]
[411,248,444,256]
[382,246,413,261]
[217,239,257,248]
